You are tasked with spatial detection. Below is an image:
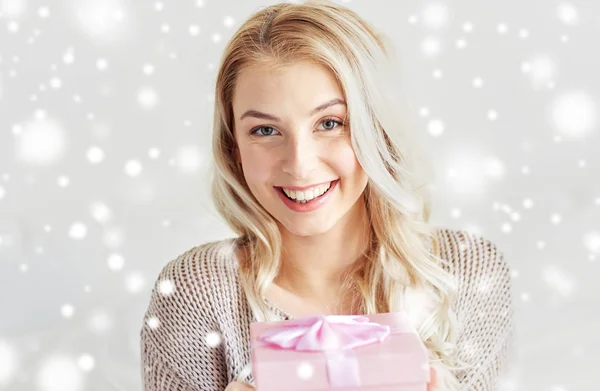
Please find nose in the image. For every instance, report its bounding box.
[280,133,318,180]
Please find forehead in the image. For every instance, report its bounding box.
[232,60,344,109]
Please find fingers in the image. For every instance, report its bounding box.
[225,381,255,391]
[428,367,438,391]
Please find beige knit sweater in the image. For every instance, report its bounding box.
[140,228,514,391]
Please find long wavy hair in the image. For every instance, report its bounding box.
[209,1,472,389]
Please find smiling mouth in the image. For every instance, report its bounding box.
[275,180,337,203]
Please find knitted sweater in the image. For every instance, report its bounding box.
[140,228,514,391]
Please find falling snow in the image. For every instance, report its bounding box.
[0,1,597,390]
[205,331,222,347]
[107,253,125,271]
[550,91,598,139]
[158,279,174,295]
[296,361,315,380]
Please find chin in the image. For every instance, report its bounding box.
[280,219,335,238]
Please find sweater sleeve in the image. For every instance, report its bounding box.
[140,247,229,391]
[442,230,515,391]
[140,327,198,391]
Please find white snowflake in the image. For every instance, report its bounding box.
[0,339,18,385]
[189,25,200,36]
[126,272,146,293]
[90,201,112,223]
[497,23,508,34]
[523,198,534,209]
[1,0,28,19]
[124,159,143,177]
[143,63,155,75]
[421,36,441,57]
[148,147,161,159]
[77,354,95,372]
[63,48,75,64]
[550,91,598,139]
[583,231,600,254]
[557,3,578,25]
[542,266,574,296]
[71,0,129,42]
[536,241,546,250]
[456,39,467,49]
[224,16,235,28]
[526,55,558,89]
[89,310,113,333]
[427,119,444,137]
[57,175,70,188]
[158,279,174,295]
[36,355,82,391]
[14,117,67,165]
[68,222,87,240]
[205,331,222,347]
[107,253,125,271]
[175,145,205,173]
[296,361,314,380]
[472,77,484,88]
[421,2,450,30]
[87,146,105,164]
[147,316,160,329]
[137,87,159,110]
[60,304,75,318]
[96,58,108,71]
[519,29,530,38]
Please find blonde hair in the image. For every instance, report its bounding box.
[210,1,472,389]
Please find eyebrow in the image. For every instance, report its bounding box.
[239,98,346,122]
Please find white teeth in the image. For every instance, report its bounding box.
[282,182,332,202]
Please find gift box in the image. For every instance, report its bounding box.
[250,311,430,391]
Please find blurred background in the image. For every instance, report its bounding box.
[1,0,599,390]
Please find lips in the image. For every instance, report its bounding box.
[276,180,336,192]
[275,179,339,212]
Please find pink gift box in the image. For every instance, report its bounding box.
[250,311,431,391]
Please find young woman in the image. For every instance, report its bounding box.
[140,1,514,390]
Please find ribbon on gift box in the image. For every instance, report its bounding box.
[254,315,393,388]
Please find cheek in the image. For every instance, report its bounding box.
[328,141,365,181]
[239,148,273,185]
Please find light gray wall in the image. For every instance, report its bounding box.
[1,0,599,390]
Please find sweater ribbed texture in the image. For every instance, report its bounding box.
[140,227,514,391]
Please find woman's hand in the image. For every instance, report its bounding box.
[225,381,255,391]
[428,367,438,391]
[225,367,436,390]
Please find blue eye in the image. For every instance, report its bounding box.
[250,126,279,136]
[319,118,344,131]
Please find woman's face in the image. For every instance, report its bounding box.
[232,60,369,237]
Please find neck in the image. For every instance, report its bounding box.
[275,197,371,301]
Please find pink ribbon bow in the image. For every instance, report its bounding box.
[257,314,391,351]
[256,315,392,387]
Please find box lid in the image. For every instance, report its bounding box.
[250,312,430,390]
